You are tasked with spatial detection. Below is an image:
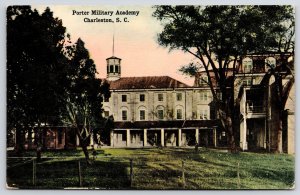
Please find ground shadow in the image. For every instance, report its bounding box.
[7,158,131,189]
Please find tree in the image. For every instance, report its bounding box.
[153,5,294,151]
[7,7,111,160]
[7,6,69,154]
[262,6,295,153]
[62,39,110,163]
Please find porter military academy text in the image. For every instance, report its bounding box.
[72,9,140,23]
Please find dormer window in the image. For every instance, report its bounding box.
[242,57,253,73]
[265,57,276,71]
[198,75,208,85]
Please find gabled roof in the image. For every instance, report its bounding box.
[107,76,190,90]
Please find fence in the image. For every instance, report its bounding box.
[7,156,246,189]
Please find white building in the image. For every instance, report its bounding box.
[102,53,294,154]
[103,56,223,148]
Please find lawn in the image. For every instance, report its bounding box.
[7,147,295,189]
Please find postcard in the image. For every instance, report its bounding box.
[6,5,295,189]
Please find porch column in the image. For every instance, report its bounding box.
[161,129,165,147]
[195,128,199,145]
[178,129,182,147]
[97,134,101,147]
[90,134,94,146]
[213,128,217,147]
[126,129,130,147]
[110,130,114,147]
[264,119,267,149]
[143,129,147,147]
[240,118,247,150]
[76,135,80,146]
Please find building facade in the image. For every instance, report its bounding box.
[102,53,294,154]
[15,53,294,154]
[102,56,224,148]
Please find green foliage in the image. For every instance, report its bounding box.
[179,63,200,77]
[7,6,68,129]
[62,38,111,159]
[7,6,111,153]
[153,6,295,150]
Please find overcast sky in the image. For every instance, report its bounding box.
[34,5,196,86]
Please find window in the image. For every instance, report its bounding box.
[199,110,208,120]
[58,130,63,144]
[122,95,127,102]
[110,65,114,73]
[265,57,276,71]
[158,94,163,101]
[115,65,119,73]
[122,110,127,121]
[199,75,208,85]
[140,110,145,120]
[157,109,164,120]
[242,57,253,73]
[176,109,183,119]
[104,111,109,117]
[176,93,182,101]
[199,92,208,101]
[140,94,145,102]
[243,79,252,86]
[217,92,222,100]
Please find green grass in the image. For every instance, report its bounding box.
[7,148,295,189]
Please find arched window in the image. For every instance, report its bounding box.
[115,65,119,73]
[156,105,165,120]
[103,107,111,117]
[175,105,184,120]
[138,106,147,121]
[120,106,129,121]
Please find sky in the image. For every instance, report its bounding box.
[34,5,196,86]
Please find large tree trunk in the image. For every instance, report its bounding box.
[219,108,237,153]
[225,116,237,153]
[81,141,90,162]
[76,129,92,165]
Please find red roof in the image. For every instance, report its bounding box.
[108,76,190,90]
